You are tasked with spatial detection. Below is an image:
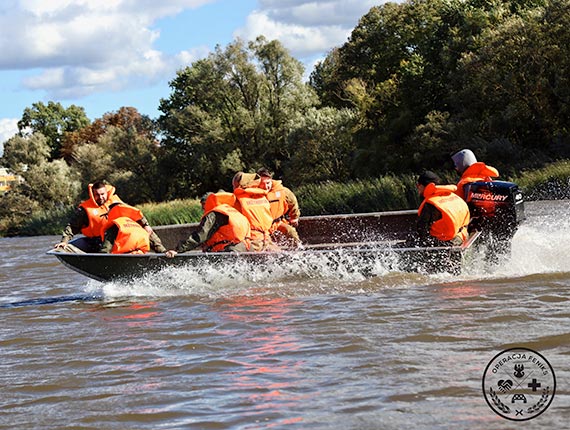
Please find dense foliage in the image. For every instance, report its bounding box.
[2,0,570,236]
[156,36,321,197]
[311,0,570,177]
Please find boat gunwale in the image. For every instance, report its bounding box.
[47,231,480,259]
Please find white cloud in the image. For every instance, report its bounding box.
[237,0,382,61]
[239,11,345,57]
[0,0,395,112]
[0,118,19,157]
[0,0,214,98]
[259,0,378,27]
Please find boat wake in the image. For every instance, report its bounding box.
[86,201,570,299]
[0,293,104,308]
[92,249,416,299]
[462,201,570,280]
[90,248,479,300]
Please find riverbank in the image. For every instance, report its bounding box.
[2,160,569,237]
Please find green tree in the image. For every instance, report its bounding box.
[250,36,316,168]
[18,159,81,209]
[0,192,41,235]
[61,106,156,162]
[1,133,51,174]
[158,37,319,196]
[450,0,570,173]
[0,131,82,233]
[72,143,115,186]
[309,0,557,175]
[310,1,459,174]
[17,101,90,160]
[284,107,357,186]
[71,125,161,204]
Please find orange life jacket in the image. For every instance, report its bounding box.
[79,184,123,238]
[106,216,150,254]
[456,162,499,200]
[266,180,288,225]
[419,183,470,242]
[100,204,145,241]
[203,192,237,212]
[203,204,251,252]
[233,187,273,241]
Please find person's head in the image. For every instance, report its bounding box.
[91,181,108,206]
[256,167,273,191]
[451,149,477,174]
[232,172,259,190]
[200,192,213,210]
[232,172,244,190]
[416,171,440,195]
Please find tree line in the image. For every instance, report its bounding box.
[1,0,569,233]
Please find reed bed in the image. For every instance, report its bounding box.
[5,165,570,237]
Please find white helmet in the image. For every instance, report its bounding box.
[451,149,477,174]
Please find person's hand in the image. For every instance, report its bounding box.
[289,219,299,228]
[54,242,67,250]
[165,250,177,258]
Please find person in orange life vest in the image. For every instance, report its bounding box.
[100,203,166,254]
[256,167,301,247]
[165,192,251,258]
[414,171,470,247]
[232,172,280,252]
[451,149,499,200]
[54,181,123,252]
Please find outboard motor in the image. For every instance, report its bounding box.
[464,181,525,258]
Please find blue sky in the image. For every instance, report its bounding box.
[0,0,386,153]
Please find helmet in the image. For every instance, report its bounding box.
[451,149,477,174]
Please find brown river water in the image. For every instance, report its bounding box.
[1,201,569,429]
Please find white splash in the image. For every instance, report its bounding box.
[89,201,570,298]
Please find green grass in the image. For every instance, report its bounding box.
[14,198,203,237]
[513,160,570,200]
[14,206,76,237]
[138,199,203,225]
[296,174,420,216]
[4,163,570,237]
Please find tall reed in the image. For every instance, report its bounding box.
[513,160,570,200]
[6,164,569,237]
[138,199,202,225]
[296,174,421,216]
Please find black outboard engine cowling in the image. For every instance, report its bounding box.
[464,181,525,258]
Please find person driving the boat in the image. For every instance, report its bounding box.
[54,181,124,253]
[413,171,470,247]
[256,167,301,248]
[451,149,499,200]
[100,203,166,254]
[165,191,251,258]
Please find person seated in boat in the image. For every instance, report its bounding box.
[54,180,124,252]
[411,171,470,247]
[256,167,301,248]
[100,203,166,254]
[451,149,499,200]
[232,172,280,252]
[165,191,251,257]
